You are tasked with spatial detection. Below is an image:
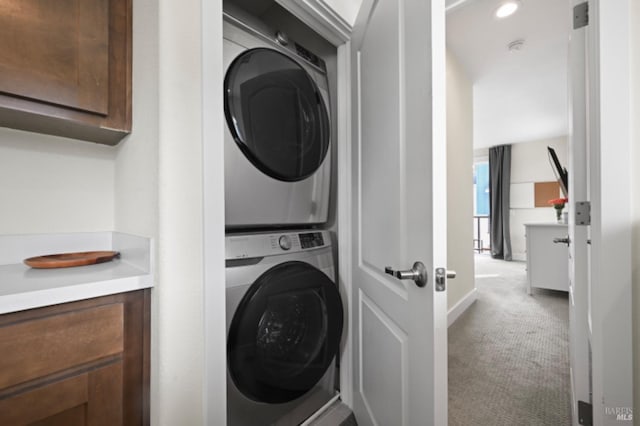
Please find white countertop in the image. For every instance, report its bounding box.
[524,222,568,227]
[0,232,154,314]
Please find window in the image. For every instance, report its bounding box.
[474,162,489,216]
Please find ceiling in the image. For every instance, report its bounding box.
[446,0,572,149]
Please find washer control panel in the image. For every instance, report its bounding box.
[299,232,324,249]
[226,230,330,259]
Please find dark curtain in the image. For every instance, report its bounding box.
[489,145,512,260]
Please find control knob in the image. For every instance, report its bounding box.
[278,235,292,250]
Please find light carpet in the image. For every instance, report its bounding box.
[448,254,571,426]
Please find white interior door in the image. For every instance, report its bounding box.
[587,1,634,424]
[349,0,448,425]
[567,2,591,423]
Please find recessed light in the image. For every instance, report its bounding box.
[495,1,520,18]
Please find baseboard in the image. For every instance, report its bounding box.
[447,288,478,327]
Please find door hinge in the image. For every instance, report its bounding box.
[574,2,589,29]
[575,201,591,226]
[578,400,593,425]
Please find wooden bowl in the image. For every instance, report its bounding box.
[24,251,120,269]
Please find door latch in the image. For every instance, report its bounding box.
[435,268,456,292]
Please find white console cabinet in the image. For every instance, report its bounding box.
[524,223,569,294]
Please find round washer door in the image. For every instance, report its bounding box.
[224,48,331,182]
[227,261,343,403]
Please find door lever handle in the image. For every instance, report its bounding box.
[553,236,570,246]
[384,262,428,288]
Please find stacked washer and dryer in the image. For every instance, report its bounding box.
[223,7,343,426]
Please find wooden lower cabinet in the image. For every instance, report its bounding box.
[0,290,150,425]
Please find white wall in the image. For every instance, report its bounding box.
[117,0,222,422]
[509,136,567,261]
[0,129,115,234]
[510,136,568,183]
[446,51,475,311]
[154,0,208,423]
[110,0,163,423]
[114,0,159,239]
[322,0,362,25]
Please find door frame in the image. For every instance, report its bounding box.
[568,0,590,421]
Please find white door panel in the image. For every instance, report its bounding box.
[350,0,447,424]
[359,293,408,425]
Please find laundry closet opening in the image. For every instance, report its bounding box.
[220,1,348,424]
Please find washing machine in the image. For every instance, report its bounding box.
[226,230,343,425]
[223,9,332,229]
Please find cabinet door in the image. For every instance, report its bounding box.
[0,362,123,426]
[527,226,569,292]
[0,0,131,145]
[0,290,150,425]
[0,0,109,115]
[0,303,124,389]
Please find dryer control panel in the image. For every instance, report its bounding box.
[226,230,330,259]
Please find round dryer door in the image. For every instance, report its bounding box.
[227,261,343,403]
[224,48,330,182]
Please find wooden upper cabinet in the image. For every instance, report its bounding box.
[0,0,132,145]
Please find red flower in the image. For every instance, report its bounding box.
[548,197,568,205]
[548,197,568,210]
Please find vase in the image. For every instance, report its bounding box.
[555,207,563,223]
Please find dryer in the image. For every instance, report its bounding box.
[226,230,343,425]
[223,10,332,229]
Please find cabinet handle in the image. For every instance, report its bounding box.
[553,236,570,246]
